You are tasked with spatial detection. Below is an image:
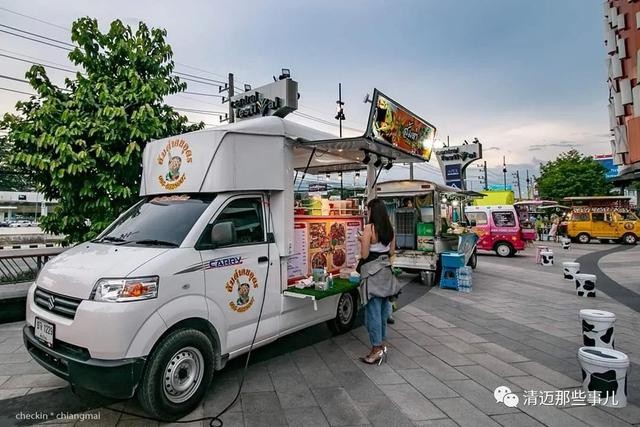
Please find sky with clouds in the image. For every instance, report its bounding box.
[0,0,608,189]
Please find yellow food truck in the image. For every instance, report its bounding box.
[562,196,639,244]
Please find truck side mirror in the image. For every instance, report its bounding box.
[211,221,236,246]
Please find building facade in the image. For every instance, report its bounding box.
[0,191,56,222]
[605,0,640,183]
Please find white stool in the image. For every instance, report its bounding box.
[536,246,550,264]
[578,347,629,407]
[575,273,597,297]
[562,262,580,280]
[561,237,571,250]
[540,250,554,267]
[579,309,615,349]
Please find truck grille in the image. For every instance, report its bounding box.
[34,287,82,319]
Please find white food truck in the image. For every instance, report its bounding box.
[23,115,427,420]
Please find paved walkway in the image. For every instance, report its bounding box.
[1,243,640,426]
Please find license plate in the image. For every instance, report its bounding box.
[34,317,54,347]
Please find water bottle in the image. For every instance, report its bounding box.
[457,267,472,293]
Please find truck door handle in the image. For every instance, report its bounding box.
[258,256,269,263]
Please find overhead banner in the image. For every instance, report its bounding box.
[434,143,482,189]
[365,89,436,160]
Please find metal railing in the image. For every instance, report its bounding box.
[0,247,67,284]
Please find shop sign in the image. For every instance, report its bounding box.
[445,164,462,188]
[365,89,436,160]
[572,206,630,213]
[230,78,298,122]
[435,143,483,189]
[308,183,328,193]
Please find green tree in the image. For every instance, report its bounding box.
[0,18,203,242]
[0,134,34,191]
[537,150,612,201]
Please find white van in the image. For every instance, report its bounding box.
[22,117,424,420]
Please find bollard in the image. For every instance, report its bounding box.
[540,250,554,267]
[536,246,550,264]
[578,347,629,407]
[575,273,597,297]
[579,309,615,348]
[562,262,580,280]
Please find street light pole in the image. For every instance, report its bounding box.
[502,156,507,190]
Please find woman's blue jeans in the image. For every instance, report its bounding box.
[365,296,390,347]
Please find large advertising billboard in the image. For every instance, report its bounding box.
[365,89,437,160]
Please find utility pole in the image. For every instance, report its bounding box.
[483,161,488,190]
[219,73,235,123]
[228,73,234,123]
[335,83,345,199]
[515,170,522,199]
[526,170,531,199]
[335,83,345,138]
[502,156,507,190]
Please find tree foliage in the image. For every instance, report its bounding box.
[0,135,35,191]
[537,150,612,201]
[0,18,203,242]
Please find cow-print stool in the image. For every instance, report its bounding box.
[579,309,615,349]
[575,273,596,297]
[540,250,553,267]
[562,262,580,280]
[578,346,629,407]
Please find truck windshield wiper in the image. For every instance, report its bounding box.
[129,239,179,247]
[92,236,127,244]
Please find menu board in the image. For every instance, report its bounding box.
[287,216,364,283]
[286,223,308,279]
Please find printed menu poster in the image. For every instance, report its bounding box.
[287,223,308,279]
[288,216,364,283]
[345,221,362,268]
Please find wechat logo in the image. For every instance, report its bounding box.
[494,386,519,408]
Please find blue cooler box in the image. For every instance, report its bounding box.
[441,252,465,268]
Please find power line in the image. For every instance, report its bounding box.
[182,91,223,98]
[173,71,225,85]
[0,74,29,84]
[0,52,77,73]
[0,28,72,51]
[0,6,70,31]
[0,86,34,96]
[0,23,75,47]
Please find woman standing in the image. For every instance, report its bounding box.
[357,198,397,365]
[549,217,560,243]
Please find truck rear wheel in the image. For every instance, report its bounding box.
[137,329,214,421]
[327,291,358,334]
[623,233,637,245]
[494,242,514,257]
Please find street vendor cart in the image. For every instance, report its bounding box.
[375,179,479,285]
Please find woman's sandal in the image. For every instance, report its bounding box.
[360,347,387,365]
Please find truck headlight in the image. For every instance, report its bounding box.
[91,277,159,302]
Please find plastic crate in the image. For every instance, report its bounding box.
[441,252,465,268]
[417,222,435,236]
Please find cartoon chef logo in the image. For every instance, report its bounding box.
[226,268,259,313]
[157,138,193,190]
[624,222,634,230]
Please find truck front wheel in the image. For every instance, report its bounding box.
[137,329,215,421]
[327,292,358,334]
[623,233,637,245]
